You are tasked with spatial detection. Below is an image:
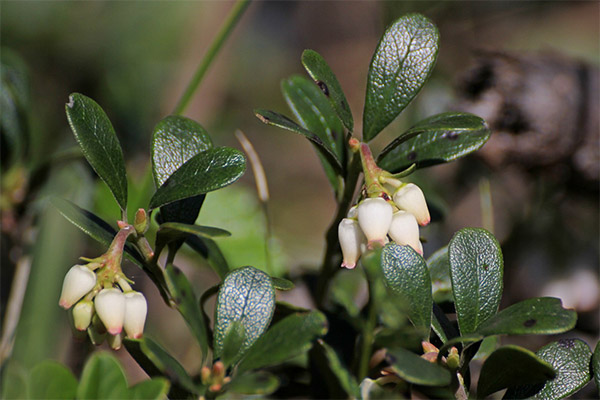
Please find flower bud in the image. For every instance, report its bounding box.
[338,218,365,269]
[59,265,97,309]
[94,288,125,335]
[134,208,149,235]
[357,198,393,247]
[108,332,124,350]
[393,183,430,226]
[123,291,147,339]
[72,300,94,331]
[388,211,422,255]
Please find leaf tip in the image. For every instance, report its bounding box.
[66,95,75,109]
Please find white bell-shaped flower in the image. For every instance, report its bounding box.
[347,205,358,219]
[338,218,366,269]
[72,299,94,331]
[59,265,96,309]
[357,198,393,247]
[123,291,147,339]
[393,183,430,226]
[388,210,423,255]
[94,288,125,335]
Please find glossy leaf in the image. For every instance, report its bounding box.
[149,147,246,209]
[272,277,295,291]
[221,321,246,367]
[124,337,199,397]
[427,246,452,303]
[227,371,279,395]
[213,267,275,360]
[449,228,503,335]
[186,235,230,279]
[164,265,208,361]
[301,49,353,131]
[477,345,555,398]
[29,361,78,400]
[363,14,439,141]
[476,297,577,337]
[378,112,491,173]
[50,197,143,266]
[312,340,361,398]
[77,352,129,400]
[387,347,451,386]
[381,243,432,334]
[129,378,170,400]
[157,222,231,244]
[65,93,128,210]
[254,109,342,172]
[593,341,600,391]
[237,311,328,374]
[504,339,593,399]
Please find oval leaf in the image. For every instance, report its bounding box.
[227,371,279,396]
[363,14,439,141]
[129,378,170,400]
[378,112,491,173]
[66,93,128,211]
[151,115,213,187]
[164,265,209,361]
[77,352,129,400]
[478,345,556,398]
[158,222,231,241]
[221,321,247,368]
[301,49,353,131]
[281,75,345,162]
[271,277,295,291]
[311,340,361,398]
[427,246,452,303]
[237,311,328,374]
[30,361,78,400]
[382,243,432,333]
[593,341,600,391]
[124,337,198,397]
[504,339,593,399]
[476,297,577,337]
[149,147,246,209]
[213,267,276,360]
[449,228,503,335]
[387,347,451,386]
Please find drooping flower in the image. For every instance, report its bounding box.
[59,265,97,309]
[338,218,366,269]
[72,299,94,331]
[357,197,393,247]
[123,291,147,339]
[94,288,126,335]
[388,210,423,255]
[393,183,430,226]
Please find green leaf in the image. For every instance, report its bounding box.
[593,341,600,391]
[226,371,279,395]
[311,340,361,398]
[281,75,345,162]
[164,265,208,361]
[65,93,128,211]
[271,277,295,291]
[363,14,439,141]
[476,297,577,337]
[29,361,78,400]
[156,221,231,250]
[237,311,328,374]
[151,115,213,187]
[77,352,129,400]
[124,337,199,397]
[149,147,246,209]
[504,339,593,399]
[477,345,556,398]
[185,235,230,279]
[1,362,29,399]
[254,109,342,172]
[213,267,276,360]
[427,246,453,303]
[381,243,432,334]
[128,378,170,400]
[301,49,353,131]
[377,112,490,173]
[449,228,503,335]
[221,321,246,368]
[387,347,451,386]
[50,197,143,266]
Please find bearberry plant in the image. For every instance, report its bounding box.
[9,4,598,400]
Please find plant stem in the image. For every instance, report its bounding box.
[172,0,251,115]
[358,270,378,379]
[315,152,362,307]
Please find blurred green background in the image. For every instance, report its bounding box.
[1,0,598,391]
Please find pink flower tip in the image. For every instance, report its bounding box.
[341,262,356,269]
[107,327,122,335]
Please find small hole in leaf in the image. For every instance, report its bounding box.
[407,151,417,161]
[523,319,537,327]
[317,80,329,96]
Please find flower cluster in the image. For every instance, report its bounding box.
[58,225,147,349]
[338,141,430,269]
